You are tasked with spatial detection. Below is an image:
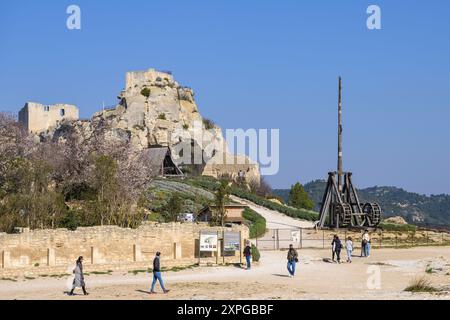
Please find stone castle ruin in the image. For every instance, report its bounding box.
[19,102,79,134]
[18,68,260,183]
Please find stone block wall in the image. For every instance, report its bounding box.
[0,222,248,276]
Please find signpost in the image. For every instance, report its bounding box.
[223,231,241,252]
[198,231,219,266]
[200,232,218,252]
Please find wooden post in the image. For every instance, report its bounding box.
[380,232,383,249]
[255,225,258,248]
[300,228,303,249]
[239,231,242,266]
[222,230,225,265]
[198,230,201,266]
[216,231,219,265]
[323,230,325,249]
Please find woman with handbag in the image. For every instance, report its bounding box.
[69,256,89,296]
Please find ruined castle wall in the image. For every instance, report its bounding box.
[19,102,79,133]
[0,222,248,276]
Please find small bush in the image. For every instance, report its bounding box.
[158,113,167,120]
[140,87,151,98]
[405,277,440,293]
[203,118,215,130]
[251,244,260,262]
[60,210,80,231]
[243,208,266,238]
[183,123,189,130]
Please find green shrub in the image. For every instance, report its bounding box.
[158,113,167,120]
[243,208,266,238]
[140,87,151,98]
[231,187,318,222]
[183,123,189,130]
[203,118,215,130]
[380,222,417,232]
[251,244,260,262]
[60,210,80,231]
[183,176,319,222]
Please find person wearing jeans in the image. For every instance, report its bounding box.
[150,252,169,294]
[287,244,298,277]
[366,240,371,257]
[363,230,371,258]
[346,237,353,263]
[243,242,252,270]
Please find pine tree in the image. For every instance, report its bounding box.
[288,182,314,210]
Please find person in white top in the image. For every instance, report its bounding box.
[362,230,371,257]
[345,237,353,263]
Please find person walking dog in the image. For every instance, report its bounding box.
[287,244,298,277]
[69,256,89,296]
[150,252,170,294]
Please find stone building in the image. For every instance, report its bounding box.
[197,204,249,225]
[18,102,79,133]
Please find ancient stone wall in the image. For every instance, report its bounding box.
[0,222,248,277]
[19,102,79,133]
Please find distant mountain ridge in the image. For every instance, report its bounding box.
[273,180,450,227]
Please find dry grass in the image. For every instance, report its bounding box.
[404,277,440,293]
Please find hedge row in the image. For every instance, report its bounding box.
[181,176,319,222]
[379,222,417,232]
[242,208,267,239]
[230,187,319,222]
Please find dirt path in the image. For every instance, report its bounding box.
[1,247,449,300]
[230,195,315,229]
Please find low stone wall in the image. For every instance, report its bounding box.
[0,222,248,277]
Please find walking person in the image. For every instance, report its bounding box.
[69,256,89,296]
[332,236,343,263]
[363,230,371,258]
[287,244,298,277]
[243,241,252,270]
[331,235,338,262]
[150,252,170,294]
[346,237,353,263]
[361,231,367,257]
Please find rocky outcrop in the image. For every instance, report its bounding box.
[42,68,260,183]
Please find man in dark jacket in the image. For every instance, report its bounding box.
[243,241,252,270]
[331,236,343,263]
[150,252,169,294]
[287,244,298,277]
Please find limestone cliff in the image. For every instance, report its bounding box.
[43,68,260,183]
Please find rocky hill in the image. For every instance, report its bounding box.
[274,181,450,227]
[40,68,260,183]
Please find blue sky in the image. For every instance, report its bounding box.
[1,0,449,195]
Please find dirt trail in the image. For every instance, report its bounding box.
[230,195,315,229]
[1,247,449,300]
